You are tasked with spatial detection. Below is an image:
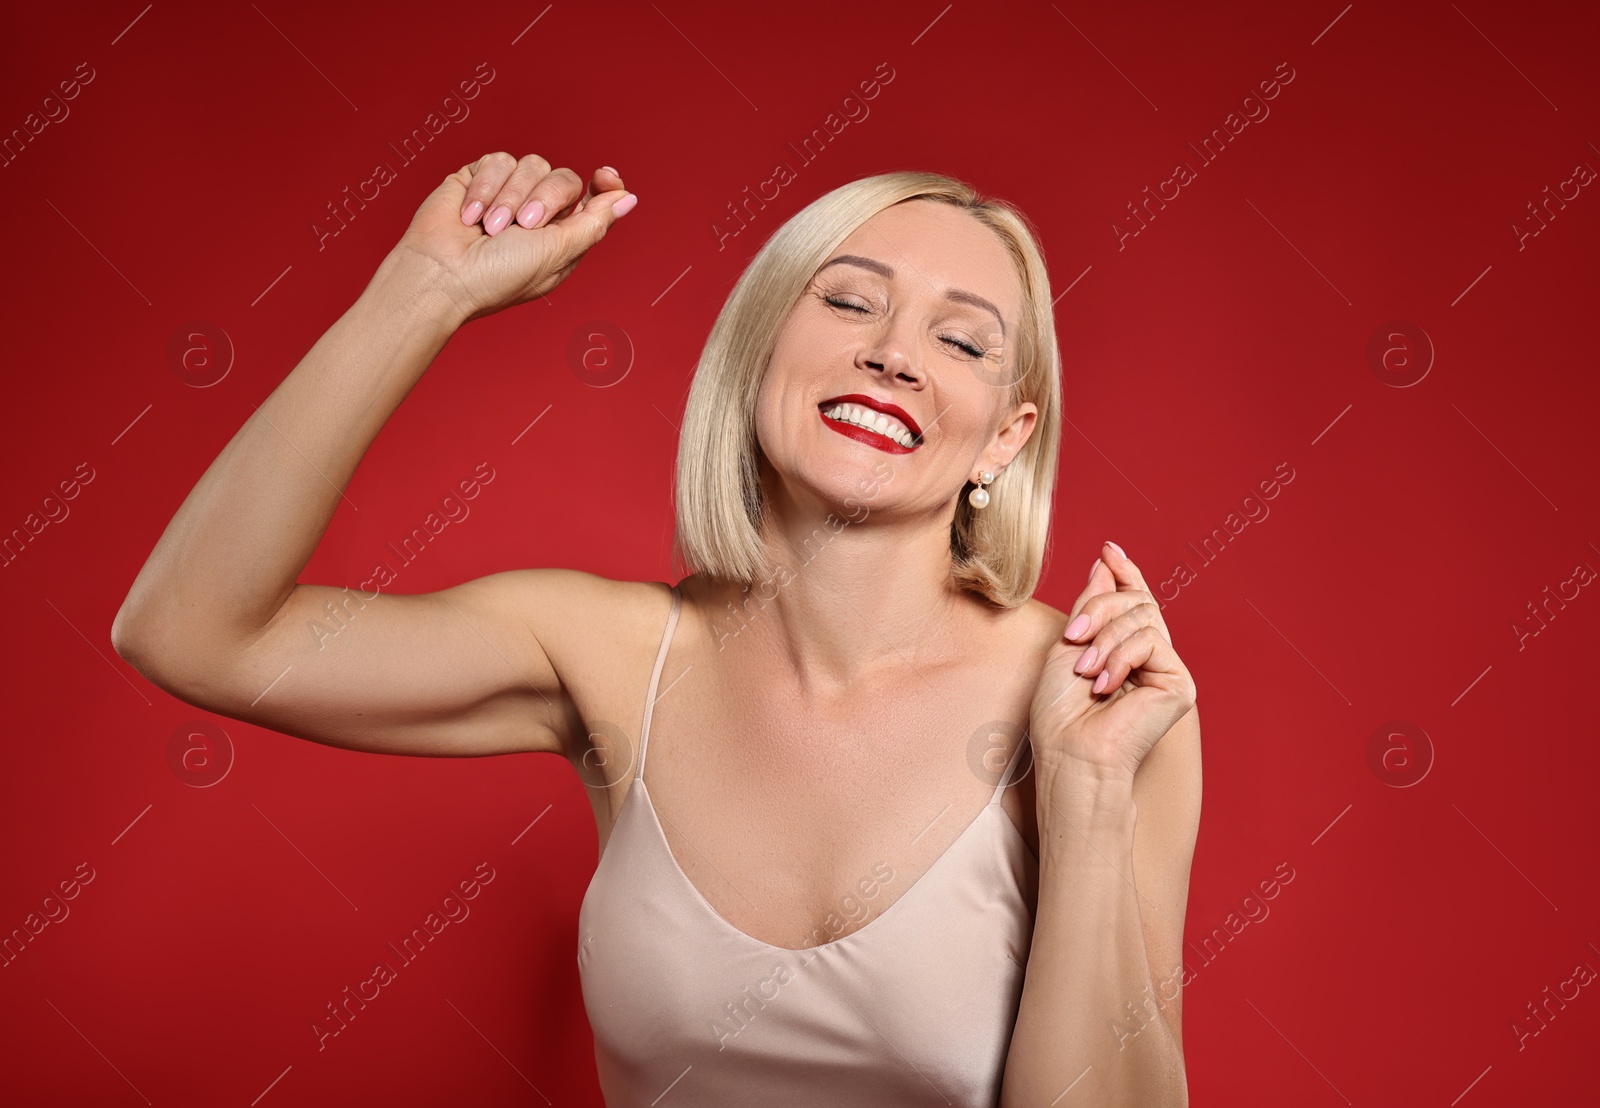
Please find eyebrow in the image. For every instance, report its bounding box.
[816,254,1007,339]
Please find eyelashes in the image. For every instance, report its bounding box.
[821,294,988,358]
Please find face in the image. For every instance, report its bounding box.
[753,198,1037,524]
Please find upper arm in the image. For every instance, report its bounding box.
[123,567,643,760]
[1130,702,1202,1049]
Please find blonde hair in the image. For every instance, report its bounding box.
[671,171,1063,609]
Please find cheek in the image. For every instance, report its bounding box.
[752,382,796,458]
[932,396,995,457]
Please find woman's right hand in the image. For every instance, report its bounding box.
[393,152,635,324]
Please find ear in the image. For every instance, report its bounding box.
[977,401,1038,477]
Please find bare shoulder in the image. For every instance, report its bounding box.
[495,567,673,664]
[1010,595,1073,655]
[1019,595,1071,626]
[488,567,675,729]
[499,566,675,669]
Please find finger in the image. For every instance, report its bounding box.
[1091,639,1197,748]
[572,166,623,217]
[1085,554,1115,597]
[1095,540,1176,646]
[508,165,587,232]
[1091,625,1191,701]
[1067,555,1115,625]
[483,153,557,236]
[541,185,636,267]
[1032,636,1101,725]
[1063,588,1157,644]
[459,151,523,227]
[1099,540,1151,594]
[1072,601,1162,678]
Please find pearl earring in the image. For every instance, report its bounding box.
[968,471,995,509]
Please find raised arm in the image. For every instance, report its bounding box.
[111,154,638,759]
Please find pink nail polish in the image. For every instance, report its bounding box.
[517,199,546,227]
[1064,613,1091,640]
[1087,558,1099,584]
[484,205,511,235]
[1107,540,1126,558]
[1074,646,1097,674]
[461,199,484,225]
[613,193,637,219]
[1092,671,1110,693]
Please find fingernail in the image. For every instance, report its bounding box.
[1092,671,1110,693]
[517,198,546,227]
[613,193,637,218]
[1074,646,1098,674]
[484,205,512,235]
[1106,540,1126,558]
[461,199,484,225]
[1064,614,1091,640]
[601,165,618,177]
[1087,558,1099,584]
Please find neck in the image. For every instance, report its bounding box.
[706,469,984,694]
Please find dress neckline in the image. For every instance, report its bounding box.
[625,774,1031,954]
[617,581,1035,954]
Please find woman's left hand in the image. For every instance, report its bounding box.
[1029,541,1198,781]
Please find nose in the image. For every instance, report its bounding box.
[857,327,926,389]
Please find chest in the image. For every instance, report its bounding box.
[600,640,1041,950]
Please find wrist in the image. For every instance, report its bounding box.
[1036,753,1137,813]
[1034,762,1137,868]
[365,247,473,333]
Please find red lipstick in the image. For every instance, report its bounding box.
[817,394,922,455]
[818,394,922,436]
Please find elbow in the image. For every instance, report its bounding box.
[110,603,172,679]
[109,603,144,663]
[109,605,216,706]
[109,601,160,679]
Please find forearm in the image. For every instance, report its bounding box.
[113,250,467,667]
[1001,763,1187,1107]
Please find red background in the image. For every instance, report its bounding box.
[3,1,1598,1104]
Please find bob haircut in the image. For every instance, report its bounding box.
[672,170,1063,610]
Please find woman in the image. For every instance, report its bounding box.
[112,153,1201,1107]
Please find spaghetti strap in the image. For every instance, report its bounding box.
[636,583,682,782]
[988,729,1033,804]
[577,577,1038,1106]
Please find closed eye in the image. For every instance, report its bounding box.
[823,296,986,358]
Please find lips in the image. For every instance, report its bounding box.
[818,394,922,436]
[817,394,923,455]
